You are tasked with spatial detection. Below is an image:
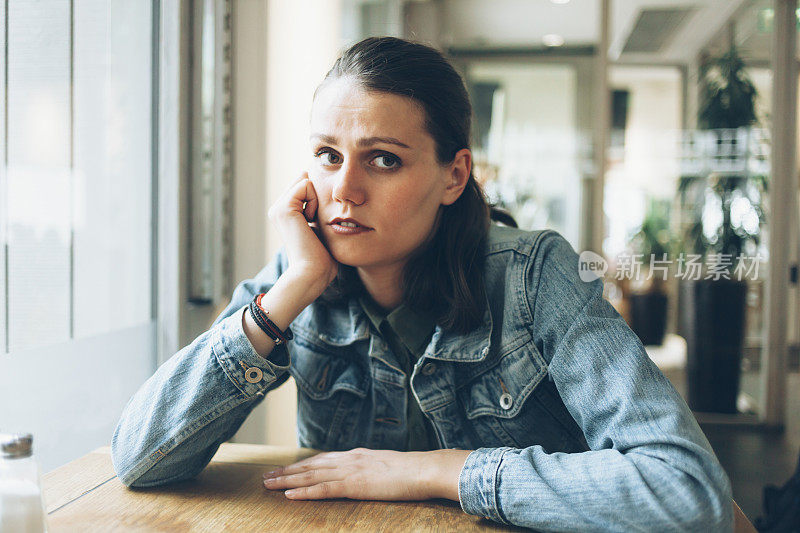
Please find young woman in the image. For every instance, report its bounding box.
[112,37,732,531]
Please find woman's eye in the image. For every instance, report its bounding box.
[316,149,342,165]
[372,154,400,169]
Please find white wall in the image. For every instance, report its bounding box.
[227,0,343,446]
[225,0,269,445]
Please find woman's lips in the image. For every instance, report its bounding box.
[328,222,373,235]
[328,217,373,235]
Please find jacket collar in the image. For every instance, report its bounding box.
[294,297,371,346]
[300,290,493,364]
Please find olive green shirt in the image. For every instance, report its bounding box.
[358,295,439,451]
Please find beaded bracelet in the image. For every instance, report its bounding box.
[248,293,293,345]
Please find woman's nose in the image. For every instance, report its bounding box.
[331,161,366,206]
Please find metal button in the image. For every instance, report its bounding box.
[499,393,513,410]
[481,346,489,357]
[244,367,263,383]
[421,362,436,376]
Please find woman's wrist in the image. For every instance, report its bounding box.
[241,269,328,358]
[421,449,474,501]
[259,270,324,323]
[279,267,334,306]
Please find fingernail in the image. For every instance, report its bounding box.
[285,489,297,497]
[263,470,278,478]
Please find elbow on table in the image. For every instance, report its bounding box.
[110,437,159,488]
[111,426,218,489]
[111,443,204,489]
[120,468,199,489]
[110,422,143,487]
[110,429,187,489]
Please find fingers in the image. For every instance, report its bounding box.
[266,170,338,285]
[280,172,310,207]
[263,452,341,479]
[270,173,316,222]
[263,467,344,493]
[262,451,349,498]
[284,481,346,500]
[303,180,319,222]
[262,461,336,480]
[288,173,320,217]
[292,171,309,186]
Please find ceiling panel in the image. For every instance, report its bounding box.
[431,0,749,65]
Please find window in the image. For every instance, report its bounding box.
[1,0,154,353]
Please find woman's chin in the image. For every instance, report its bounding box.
[321,229,378,266]
[328,245,373,268]
[328,245,401,270]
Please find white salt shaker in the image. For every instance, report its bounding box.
[0,433,47,533]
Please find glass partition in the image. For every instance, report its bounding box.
[464,59,593,250]
[605,0,777,420]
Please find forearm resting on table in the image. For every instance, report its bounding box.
[242,270,324,358]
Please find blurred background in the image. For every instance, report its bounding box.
[0,0,798,522]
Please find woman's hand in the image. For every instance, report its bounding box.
[262,448,474,502]
[268,172,338,295]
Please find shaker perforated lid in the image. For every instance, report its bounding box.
[0,432,33,458]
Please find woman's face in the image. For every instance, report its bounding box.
[308,78,469,271]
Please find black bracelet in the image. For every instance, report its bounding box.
[254,293,293,341]
[249,294,293,344]
[248,301,281,344]
[249,301,286,344]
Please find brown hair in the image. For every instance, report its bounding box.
[316,37,499,333]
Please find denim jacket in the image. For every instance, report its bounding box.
[111,226,733,532]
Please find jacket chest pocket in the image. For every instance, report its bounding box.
[289,334,369,451]
[459,340,589,453]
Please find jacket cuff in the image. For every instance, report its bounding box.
[458,447,513,524]
[212,305,291,397]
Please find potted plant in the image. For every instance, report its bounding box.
[627,199,673,346]
[675,45,768,414]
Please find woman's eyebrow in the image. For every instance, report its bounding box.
[310,133,411,149]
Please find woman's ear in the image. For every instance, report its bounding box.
[441,148,472,206]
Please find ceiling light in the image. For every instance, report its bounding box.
[550,0,570,4]
[542,34,565,47]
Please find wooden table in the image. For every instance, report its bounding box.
[42,443,756,532]
[42,443,519,531]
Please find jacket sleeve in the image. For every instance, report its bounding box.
[457,230,733,532]
[111,249,293,488]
